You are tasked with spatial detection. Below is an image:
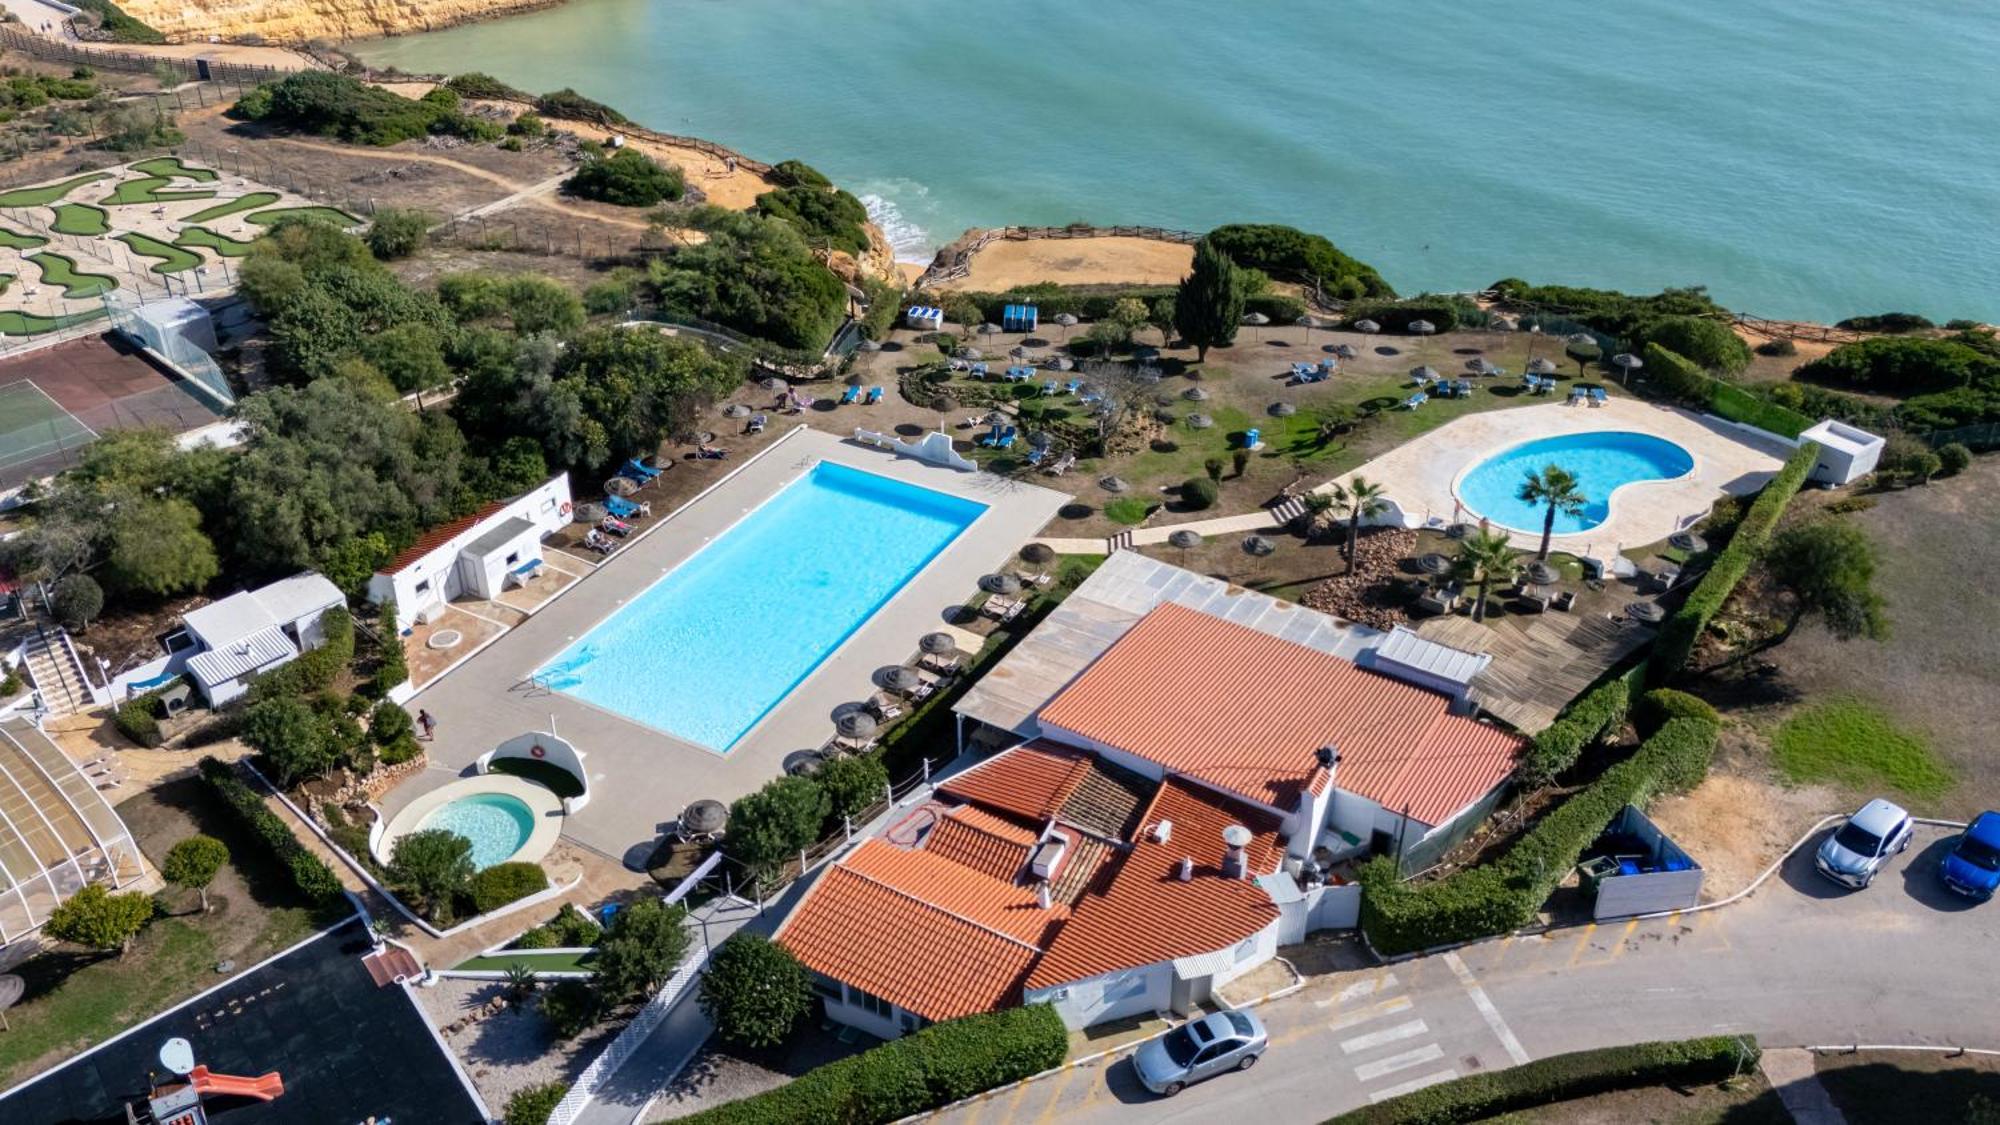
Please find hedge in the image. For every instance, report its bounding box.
[1341,297,1481,335]
[198,757,344,903]
[1633,688,1719,738]
[115,687,168,748]
[468,861,551,914]
[1324,1035,1759,1125]
[1359,717,1720,956]
[1643,343,1812,439]
[1650,440,1820,680]
[672,1003,1067,1125]
[1516,674,1631,787]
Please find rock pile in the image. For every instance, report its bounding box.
[1299,527,1420,630]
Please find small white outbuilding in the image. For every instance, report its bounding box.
[181,572,346,705]
[1799,419,1885,487]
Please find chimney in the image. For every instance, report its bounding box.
[1151,819,1173,845]
[1316,745,1339,773]
[1036,882,1053,909]
[1221,825,1252,880]
[1176,857,1194,882]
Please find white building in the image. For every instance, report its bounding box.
[179,572,346,706]
[1799,419,1885,487]
[367,473,572,629]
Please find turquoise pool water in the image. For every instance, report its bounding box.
[1456,432,1695,536]
[540,461,985,750]
[420,793,535,870]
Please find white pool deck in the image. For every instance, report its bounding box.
[1320,395,1794,555]
[374,773,565,870]
[386,427,1070,865]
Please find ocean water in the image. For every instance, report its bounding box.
[356,0,1999,322]
[537,462,984,750]
[1455,431,1696,535]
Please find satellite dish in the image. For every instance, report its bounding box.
[158,1037,195,1076]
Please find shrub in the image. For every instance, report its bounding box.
[1937,442,1973,476]
[534,87,628,126]
[162,833,229,911]
[503,1081,567,1125]
[507,111,546,138]
[567,148,682,206]
[539,978,602,1039]
[44,883,154,954]
[1341,297,1469,335]
[242,696,335,787]
[1651,441,1819,679]
[51,573,103,630]
[370,700,415,746]
[768,159,832,189]
[1632,689,1719,738]
[446,72,528,101]
[71,0,164,43]
[374,600,409,695]
[389,828,475,924]
[1835,312,1934,334]
[593,899,691,1004]
[1327,1036,1759,1125]
[1756,337,1798,357]
[1201,224,1394,299]
[1103,497,1153,525]
[1359,716,1720,955]
[727,775,831,875]
[238,72,495,147]
[676,1004,1067,1125]
[1181,477,1219,510]
[197,758,343,902]
[1643,343,1811,439]
[366,208,433,259]
[1635,316,1751,375]
[755,182,871,256]
[1516,676,1629,787]
[1485,280,1731,346]
[700,933,814,1048]
[1798,335,1997,396]
[468,861,550,914]
[817,754,888,827]
[115,692,165,748]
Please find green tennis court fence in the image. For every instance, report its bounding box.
[0,379,222,477]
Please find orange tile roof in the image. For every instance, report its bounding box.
[380,501,507,575]
[923,805,1036,884]
[937,741,1093,824]
[777,860,1038,1021]
[1026,778,1284,989]
[844,839,1067,946]
[1035,603,1524,824]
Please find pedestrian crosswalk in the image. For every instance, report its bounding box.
[1319,971,1461,1104]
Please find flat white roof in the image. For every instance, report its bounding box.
[1800,419,1883,456]
[463,516,539,559]
[1368,625,1491,687]
[182,572,340,648]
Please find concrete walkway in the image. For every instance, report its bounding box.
[1760,1048,1848,1125]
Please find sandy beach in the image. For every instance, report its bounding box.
[940,235,1193,291]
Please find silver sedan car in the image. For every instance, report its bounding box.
[1132,1009,1268,1097]
[1816,797,1915,889]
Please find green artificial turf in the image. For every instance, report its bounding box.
[49,202,108,236]
[174,225,256,258]
[244,205,360,227]
[99,176,218,206]
[0,226,47,251]
[129,156,219,182]
[117,231,202,273]
[182,192,281,223]
[0,172,111,207]
[27,252,117,298]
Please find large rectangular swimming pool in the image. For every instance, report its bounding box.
[538,461,986,750]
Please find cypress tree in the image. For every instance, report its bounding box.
[1174,238,1246,361]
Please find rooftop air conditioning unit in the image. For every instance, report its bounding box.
[1029,832,1070,880]
[1151,819,1173,845]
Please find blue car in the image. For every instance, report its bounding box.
[1940,810,2000,901]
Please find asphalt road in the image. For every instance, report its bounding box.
[935,824,1997,1124]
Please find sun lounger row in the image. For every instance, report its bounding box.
[837,385,885,406]
[978,424,1018,449]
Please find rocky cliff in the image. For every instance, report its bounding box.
[118,0,559,45]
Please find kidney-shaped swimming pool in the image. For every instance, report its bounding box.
[1455,431,1695,536]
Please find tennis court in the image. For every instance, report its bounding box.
[0,332,223,491]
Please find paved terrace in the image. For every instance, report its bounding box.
[391,427,1069,866]
[1320,395,1793,555]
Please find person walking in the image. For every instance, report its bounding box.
[417,709,436,741]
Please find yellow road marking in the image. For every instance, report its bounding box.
[1030,1064,1083,1125]
[1564,923,1599,968]
[1606,918,1642,960]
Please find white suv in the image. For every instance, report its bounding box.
[1815,798,1914,889]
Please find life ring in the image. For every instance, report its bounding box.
[530,744,548,759]
[559,501,573,516]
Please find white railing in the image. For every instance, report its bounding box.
[547,942,711,1125]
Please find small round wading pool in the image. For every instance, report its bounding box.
[376,774,564,871]
[420,792,534,870]
[1454,430,1695,535]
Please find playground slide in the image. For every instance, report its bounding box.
[189,1066,285,1102]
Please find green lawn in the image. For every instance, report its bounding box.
[174,225,256,257]
[0,172,110,208]
[98,175,217,206]
[245,205,360,227]
[0,226,48,251]
[27,252,116,298]
[0,307,107,335]
[1772,698,1954,805]
[117,231,202,273]
[455,949,597,973]
[129,156,218,182]
[49,202,108,236]
[182,192,280,223]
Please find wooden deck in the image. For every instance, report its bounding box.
[1416,610,1655,732]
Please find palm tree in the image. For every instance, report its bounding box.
[1455,529,1518,622]
[1517,465,1587,560]
[1329,476,1390,575]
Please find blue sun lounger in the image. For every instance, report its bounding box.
[865,386,883,404]
[1402,392,1428,409]
[1589,387,1609,407]
[839,385,860,405]
[606,495,645,519]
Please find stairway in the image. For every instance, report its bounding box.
[1266,494,1310,528]
[24,626,91,716]
[1107,530,1136,553]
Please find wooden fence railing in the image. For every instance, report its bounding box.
[0,26,298,84]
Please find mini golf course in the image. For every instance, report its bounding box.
[50,203,109,236]
[246,205,361,227]
[117,232,202,273]
[174,226,256,257]
[182,192,281,223]
[27,252,116,298]
[130,156,219,183]
[99,176,218,206]
[0,172,110,208]
[0,227,46,252]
